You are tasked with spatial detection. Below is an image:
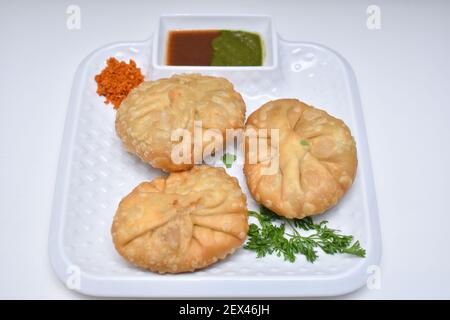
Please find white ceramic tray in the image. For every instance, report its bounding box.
[49,27,381,297]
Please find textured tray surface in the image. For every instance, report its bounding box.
[50,37,381,297]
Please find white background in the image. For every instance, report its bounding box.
[1,0,449,299]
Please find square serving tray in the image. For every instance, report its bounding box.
[49,19,381,297]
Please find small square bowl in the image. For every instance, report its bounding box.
[152,14,278,71]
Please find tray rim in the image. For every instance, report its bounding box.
[48,36,382,298]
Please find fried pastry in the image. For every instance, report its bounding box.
[116,74,246,172]
[244,99,357,219]
[111,166,248,273]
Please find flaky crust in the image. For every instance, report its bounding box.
[243,99,357,219]
[115,74,246,172]
[111,166,248,273]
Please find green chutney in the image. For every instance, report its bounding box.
[211,30,264,66]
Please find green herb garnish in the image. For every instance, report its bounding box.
[300,139,309,146]
[245,206,366,263]
[222,153,237,169]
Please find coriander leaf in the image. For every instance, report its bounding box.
[222,153,237,169]
[245,205,366,263]
[259,205,280,221]
[342,240,366,257]
[300,139,309,146]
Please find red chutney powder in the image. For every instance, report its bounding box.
[95,57,144,109]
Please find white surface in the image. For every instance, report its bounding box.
[48,34,380,297]
[0,0,449,299]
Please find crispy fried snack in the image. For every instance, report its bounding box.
[116,74,246,172]
[244,99,357,219]
[112,166,248,273]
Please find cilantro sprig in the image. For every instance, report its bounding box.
[222,153,237,169]
[244,206,366,263]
